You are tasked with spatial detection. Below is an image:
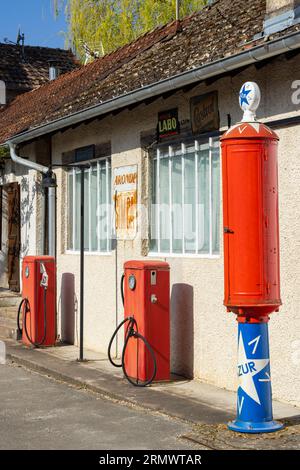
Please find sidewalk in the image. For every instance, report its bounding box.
[3,338,300,449]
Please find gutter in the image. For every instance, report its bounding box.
[5,30,300,146]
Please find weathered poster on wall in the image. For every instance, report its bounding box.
[113,165,138,239]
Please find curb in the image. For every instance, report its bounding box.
[4,340,233,427]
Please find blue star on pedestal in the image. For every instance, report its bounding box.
[237,332,269,405]
[239,85,251,107]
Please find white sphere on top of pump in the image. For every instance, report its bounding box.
[239,81,261,122]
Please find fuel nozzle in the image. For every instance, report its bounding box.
[40,263,49,289]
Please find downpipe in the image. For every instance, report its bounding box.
[8,141,56,258]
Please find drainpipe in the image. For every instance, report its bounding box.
[42,172,57,258]
[8,141,56,258]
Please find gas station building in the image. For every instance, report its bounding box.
[0,0,300,407]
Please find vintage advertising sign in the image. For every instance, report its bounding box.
[190,92,219,134]
[157,108,180,140]
[113,165,138,239]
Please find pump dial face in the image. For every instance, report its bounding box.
[128,274,136,291]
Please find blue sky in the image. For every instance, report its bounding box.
[0,0,67,49]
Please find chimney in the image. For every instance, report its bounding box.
[0,81,6,105]
[264,0,300,35]
[49,63,60,81]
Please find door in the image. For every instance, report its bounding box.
[225,145,264,304]
[7,183,20,292]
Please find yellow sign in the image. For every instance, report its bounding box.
[113,165,137,239]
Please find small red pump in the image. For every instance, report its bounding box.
[17,256,56,347]
[108,260,170,386]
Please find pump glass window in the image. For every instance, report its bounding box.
[67,158,111,252]
[150,137,220,256]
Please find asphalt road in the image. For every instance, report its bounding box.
[0,361,200,450]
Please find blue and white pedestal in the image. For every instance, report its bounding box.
[228,322,284,433]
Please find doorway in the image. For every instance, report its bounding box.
[6,182,20,292]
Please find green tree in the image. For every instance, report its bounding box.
[54,0,207,62]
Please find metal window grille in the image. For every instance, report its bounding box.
[150,137,220,257]
[68,158,111,253]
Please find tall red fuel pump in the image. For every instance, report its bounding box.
[108,260,170,386]
[221,82,283,433]
[17,256,56,347]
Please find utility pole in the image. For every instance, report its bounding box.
[176,0,180,20]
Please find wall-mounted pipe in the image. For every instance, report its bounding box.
[8,142,49,174]
[8,141,56,258]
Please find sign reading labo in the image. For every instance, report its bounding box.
[113,165,138,239]
[157,108,180,140]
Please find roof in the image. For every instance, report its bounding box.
[0,0,299,145]
[0,43,78,92]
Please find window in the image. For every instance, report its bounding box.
[67,158,111,252]
[150,137,220,256]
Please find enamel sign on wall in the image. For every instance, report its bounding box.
[113,165,138,240]
[157,108,180,140]
[190,91,219,134]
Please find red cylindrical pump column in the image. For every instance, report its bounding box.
[221,82,283,433]
[222,118,281,321]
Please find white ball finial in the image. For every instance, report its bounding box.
[239,82,261,122]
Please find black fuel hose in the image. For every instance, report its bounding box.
[17,298,29,335]
[17,288,47,348]
[108,316,157,387]
[120,273,125,307]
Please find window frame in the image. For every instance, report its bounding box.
[149,135,221,259]
[66,156,112,255]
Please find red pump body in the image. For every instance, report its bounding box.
[22,256,56,346]
[221,123,281,321]
[123,260,170,382]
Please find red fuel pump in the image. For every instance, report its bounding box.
[108,260,170,386]
[221,81,283,433]
[17,256,56,347]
